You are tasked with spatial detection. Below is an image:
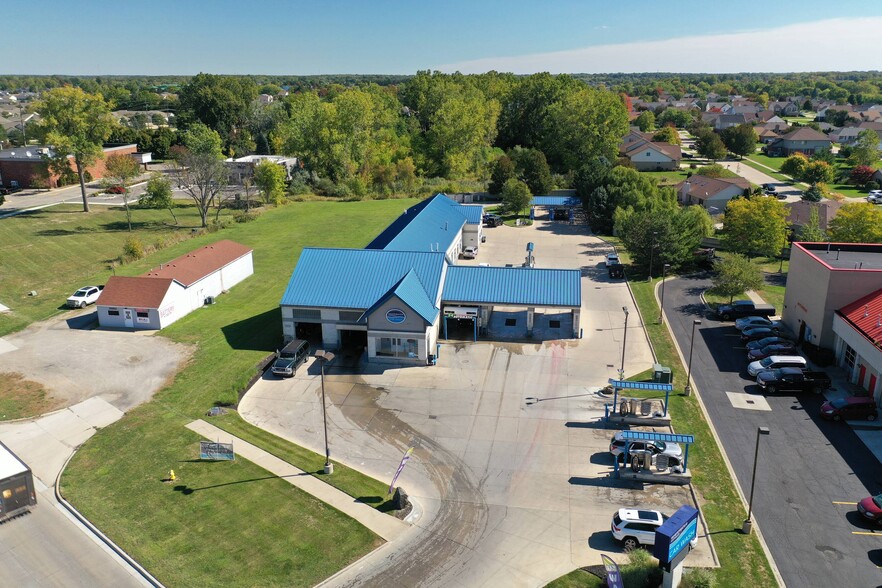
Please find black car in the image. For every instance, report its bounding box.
[483,214,502,227]
[762,183,777,193]
[741,326,780,342]
[746,336,792,351]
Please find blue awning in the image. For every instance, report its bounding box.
[608,379,673,392]
[618,430,695,445]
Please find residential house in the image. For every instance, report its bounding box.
[705,102,731,113]
[832,127,864,145]
[786,200,843,234]
[619,130,654,152]
[715,113,749,130]
[623,141,681,171]
[676,175,750,210]
[764,127,832,156]
[258,94,274,105]
[770,101,800,116]
[757,128,782,145]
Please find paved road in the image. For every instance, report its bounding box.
[664,274,882,587]
[717,160,803,203]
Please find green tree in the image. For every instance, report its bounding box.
[495,72,578,151]
[618,205,712,273]
[811,147,836,165]
[723,196,788,257]
[802,160,835,185]
[545,86,629,171]
[720,124,757,159]
[151,113,166,127]
[801,184,824,202]
[488,155,516,195]
[140,173,177,224]
[656,108,693,128]
[173,123,229,227]
[501,178,531,215]
[252,159,287,205]
[780,153,809,179]
[828,202,882,243]
[797,205,827,242]
[104,153,142,230]
[635,111,655,132]
[711,254,764,302]
[850,129,881,167]
[510,147,554,195]
[695,131,727,161]
[177,73,257,153]
[34,86,115,212]
[652,126,680,145]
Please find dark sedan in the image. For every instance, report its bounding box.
[741,326,780,342]
[746,336,792,351]
[747,343,798,361]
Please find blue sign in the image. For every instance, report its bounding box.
[600,554,624,588]
[653,505,698,566]
[386,308,406,324]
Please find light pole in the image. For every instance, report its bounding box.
[685,319,701,396]
[648,231,658,280]
[315,350,335,475]
[742,426,771,535]
[659,263,671,323]
[620,306,629,380]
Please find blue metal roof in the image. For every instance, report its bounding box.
[531,195,582,207]
[458,204,484,224]
[618,430,695,444]
[365,194,469,253]
[442,266,582,308]
[281,248,447,310]
[608,379,674,392]
[359,269,439,325]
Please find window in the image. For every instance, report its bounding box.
[376,337,419,358]
[845,345,857,370]
[136,311,149,318]
[108,309,120,316]
[292,308,321,320]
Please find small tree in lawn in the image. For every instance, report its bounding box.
[712,254,764,303]
[252,159,286,205]
[635,111,655,132]
[141,173,177,224]
[802,160,835,186]
[801,184,823,202]
[850,129,882,167]
[828,202,882,243]
[723,196,788,258]
[501,178,531,216]
[721,124,758,159]
[798,205,827,243]
[696,131,727,161]
[780,153,808,179]
[172,123,228,228]
[105,153,142,231]
[652,125,681,145]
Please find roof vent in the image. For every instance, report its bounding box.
[877,315,881,328]
[865,305,870,318]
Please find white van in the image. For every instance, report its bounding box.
[747,355,807,377]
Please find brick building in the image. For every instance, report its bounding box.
[0,143,137,189]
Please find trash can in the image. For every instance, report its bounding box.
[652,364,673,384]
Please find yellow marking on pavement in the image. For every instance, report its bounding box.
[833,501,857,505]
[851,531,881,536]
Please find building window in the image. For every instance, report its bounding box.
[292,308,321,320]
[108,309,120,316]
[376,337,419,358]
[844,344,856,370]
[136,311,149,318]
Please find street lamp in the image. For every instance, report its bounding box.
[648,231,658,280]
[742,426,771,535]
[315,350,336,475]
[620,306,629,380]
[685,319,701,396]
[659,263,671,323]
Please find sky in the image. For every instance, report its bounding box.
[5,0,882,75]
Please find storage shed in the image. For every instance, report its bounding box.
[97,240,253,330]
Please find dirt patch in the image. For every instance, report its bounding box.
[0,371,63,420]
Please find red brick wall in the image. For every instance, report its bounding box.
[0,144,138,189]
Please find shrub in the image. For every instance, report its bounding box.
[122,236,144,261]
[680,567,715,588]
[801,184,824,202]
[851,165,878,187]
[234,211,259,223]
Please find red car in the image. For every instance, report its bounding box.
[858,494,882,523]
[820,396,877,421]
[106,185,125,194]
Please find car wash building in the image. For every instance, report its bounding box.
[280,194,583,364]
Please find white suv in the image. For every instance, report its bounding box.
[611,508,698,551]
[868,190,882,204]
[606,253,620,266]
[462,246,478,259]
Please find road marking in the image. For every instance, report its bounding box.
[833,501,857,505]
[852,531,882,536]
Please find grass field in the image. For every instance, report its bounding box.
[59,198,419,586]
[0,372,62,420]
[0,202,234,337]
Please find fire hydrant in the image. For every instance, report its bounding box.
[168,469,176,481]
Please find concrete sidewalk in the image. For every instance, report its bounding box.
[185,420,408,542]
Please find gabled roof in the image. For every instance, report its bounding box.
[838,288,882,346]
[359,269,439,325]
[778,127,830,142]
[676,175,750,199]
[365,194,470,253]
[785,200,843,231]
[442,266,582,308]
[627,141,681,160]
[142,240,252,286]
[281,248,447,310]
[97,276,175,308]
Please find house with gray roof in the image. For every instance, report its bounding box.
[764,127,832,156]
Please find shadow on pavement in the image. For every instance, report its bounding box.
[587,531,621,552]
[66,312,97,330]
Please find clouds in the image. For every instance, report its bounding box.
[437,17,882,74]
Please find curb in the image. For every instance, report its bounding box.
[659,279,786,588]
[55,449,165,588]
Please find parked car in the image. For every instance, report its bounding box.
[735,316,779,331]
[747,343,799,361]
[462,246,478,259]
[716,300,776,321]
[271,339,310,378]
[606,253,620,267]
[858,494,882,523]
[741,326,781,342]
[611,508,698,551]
[867,190,882,204]
[747,355,806,377]
[609,432,682,460]
[820,396,878,421]
[746,336,793,351]
[483,214,503,227]
[66,285,104,309]
[106,185,125,194]
[762,183,777,195]
[756,367,831,394]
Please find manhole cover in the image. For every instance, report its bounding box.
[428,415,437,420]
[746,399,755,404]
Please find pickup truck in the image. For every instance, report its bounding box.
[756,367,832,395]
[66,285,104,309]
[716,300,776,321]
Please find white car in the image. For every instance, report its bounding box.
[747,354,807,377]
[462,246,478,259]
[611,508,698,551]
[868,190,882,204]
[609,431,682,460]
[606,253,620,266]
[66,285,103,309]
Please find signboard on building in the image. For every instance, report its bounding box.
[653,505,698,568]
[200,441,235,461]
[443,306,478,319]
[386,308,406,324]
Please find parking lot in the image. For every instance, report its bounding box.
[239,216,715,587]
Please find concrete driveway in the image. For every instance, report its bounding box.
[717,160,803,202]
[239,219,715,587]
[663,274,882,587]
[0,309,190,411]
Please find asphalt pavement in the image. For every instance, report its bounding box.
[664,273,882,587]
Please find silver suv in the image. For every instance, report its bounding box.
[611,508,698,551]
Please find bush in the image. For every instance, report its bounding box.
[801,184,824,202]
[680,567,715,588]
[122,236,144,261]
[234,211,259,223]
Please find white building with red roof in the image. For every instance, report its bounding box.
[96,240,253,330]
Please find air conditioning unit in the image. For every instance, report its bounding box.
[204,296,215,305]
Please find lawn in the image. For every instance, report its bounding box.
[740,158,798,185]
[0,202,234,337]
[60,198,419,586]
[0,372,63,420]
[703,254,787,313]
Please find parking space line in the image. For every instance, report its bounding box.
[832,501,857,505]
[852,531,882,536]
